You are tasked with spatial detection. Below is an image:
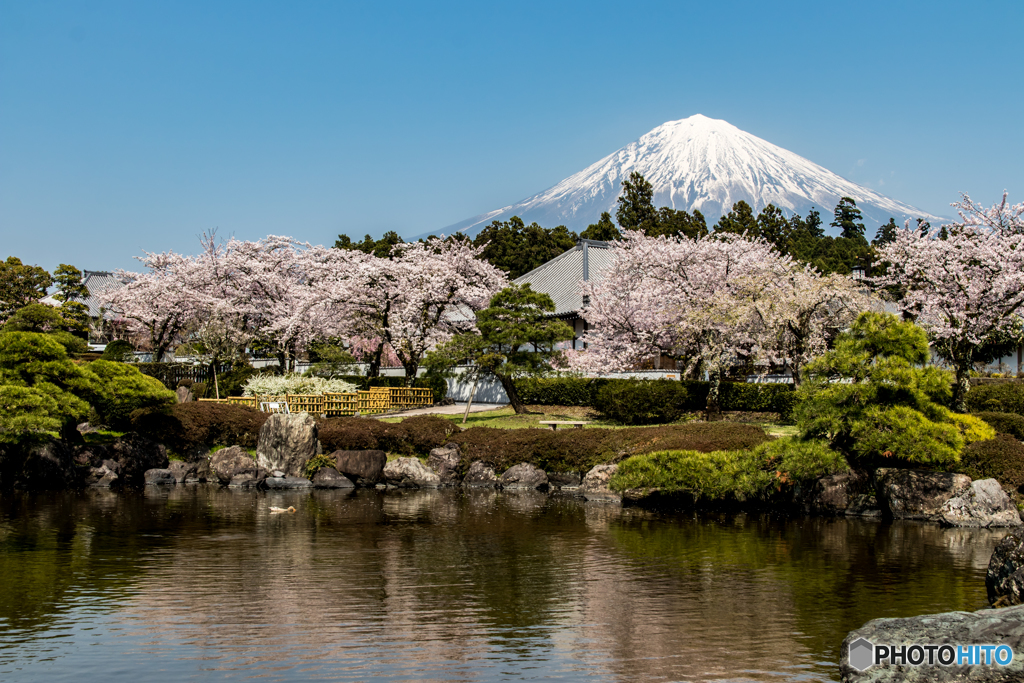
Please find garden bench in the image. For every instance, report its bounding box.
[538,421,590,431]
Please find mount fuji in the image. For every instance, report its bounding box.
[441,115,946,237]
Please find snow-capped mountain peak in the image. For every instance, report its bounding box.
[441,115,945,237]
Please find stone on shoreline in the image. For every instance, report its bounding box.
[582,464,621,503]
[941,479,1022,528]
[211,446,262,486]
[547,471,582,489]
[384,457,440,488]
[988,528,1024,607]
[840,604,1024,681]
[427,443,461,485]
[312,467,354,489]
[333,450,387,487]
[463,461,497,488]
[144,468,176,486]
[168,461,198,484]
[807,470,880,517]
[263,476,313,489]
[875,468,971,522]
[256,413,318,479]
[499,463,548,490]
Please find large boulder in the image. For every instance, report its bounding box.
[17,441,77,490]
[312,467,355,489]
[111,433,169,485]
[383,457,441,488]
[463,461,497,488]
[333,450,387,487]
[210,446,261,485]
[175,386,194,403]
[808,470,881,517]
[256,413,318,478]
[84,459,120,488]
[168,460,198,484]
[875,468,971,522]
[988,528,1024,606]
[941,479,1023,528]
[499,463,548,490]
[582,464,621,503]
[840,605,1024,681]
[548,471,583,490]
[427,443,461,485]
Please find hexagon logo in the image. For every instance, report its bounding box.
[848,637,875,671]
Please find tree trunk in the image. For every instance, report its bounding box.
[790,364,802,389]
[953,362,972,414]
[705,369,722,420]
[402,359,419,387]
[498,373,526,414]
[211,359,221,399]
[367,342,383,378]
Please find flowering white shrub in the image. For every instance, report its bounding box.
[242,374,357,396]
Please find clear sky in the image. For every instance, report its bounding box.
[2,0,1022,274]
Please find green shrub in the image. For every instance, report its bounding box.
[750,437,849,483]
[100,339,134,362]
[594,379,693,425]
[609,449,755,501]
[957,434,1024,491]
[976,412,1024,441]
[88,360,177,429]
[303,453,338,479]
[849,405,963,467]
[515,376,611,406]
[967,383,1024,417]
[131,402,268,456]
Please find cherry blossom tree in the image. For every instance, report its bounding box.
[294,237,508,384]
[573,231,796,412]
[874,192,1024,412]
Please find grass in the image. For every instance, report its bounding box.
[82,429,126,445]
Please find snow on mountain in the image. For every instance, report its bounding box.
[441,115,946,238]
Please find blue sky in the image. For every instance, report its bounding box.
[2,0,1022,273]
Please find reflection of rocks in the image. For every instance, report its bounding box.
[988,528,1024,606]
[382,489,442,520]
[500,490,549,513]
[312,467,354,489]
[582,464,620,503]
[427,444,461,485]
[876,469,971,521]
[463,461,497,488]
[333,450,387,486]
[256,413,318,478]
[941,479,1022,528]
[384,457,441,488]
[144,468,176,486]
[840,605,1024,682]
[499,463,548,490]
[807,470,879,517]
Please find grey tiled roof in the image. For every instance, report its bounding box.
[40,271,124,318]
[513,240,613,316]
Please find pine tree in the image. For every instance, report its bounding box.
[580,212,622,241]
[831,197,866,240]
[714,201,759,236]
[615,172,658,231]
[872,218,899,247]
[0,257,52,323]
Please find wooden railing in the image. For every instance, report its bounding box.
[197,387,433,416]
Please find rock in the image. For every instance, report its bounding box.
[111,433,169,485]
[988,528,1024,606]
[875,468,971,522]
[263,476,313,489]
[463,461,497,488]
[427,443,461,485]
[175,386,194,403]
[333,450,387,487]
[168,461,198,484]
[941,479,1023,528]
[18,441,77,490]
[548,471,582,489]
[84,459,120,488]
[383,457,441,488]
[210,445,260,485]
[840,604,1024,681]
[188,458,214,483]
[144,468,176,486]
[256,413,318,478]
[499,463,548,490]
[228,473,261,488]
[808,470,881,517]
[311,467,355,489]
[76,422,99,434]
[582,464,621,503]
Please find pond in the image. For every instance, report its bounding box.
[0,487,1006,682]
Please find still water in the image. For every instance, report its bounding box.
[0,486,1007,682]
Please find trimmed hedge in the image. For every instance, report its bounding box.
[977,412,1024,441]
[515,377,611,406]
[957,434,1024,492]
[318,414,459,455]
[131,402,268,457]
[966,383,1024,417]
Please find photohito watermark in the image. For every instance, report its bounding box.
[848,638,1015,672]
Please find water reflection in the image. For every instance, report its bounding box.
[0,488,1005,682]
